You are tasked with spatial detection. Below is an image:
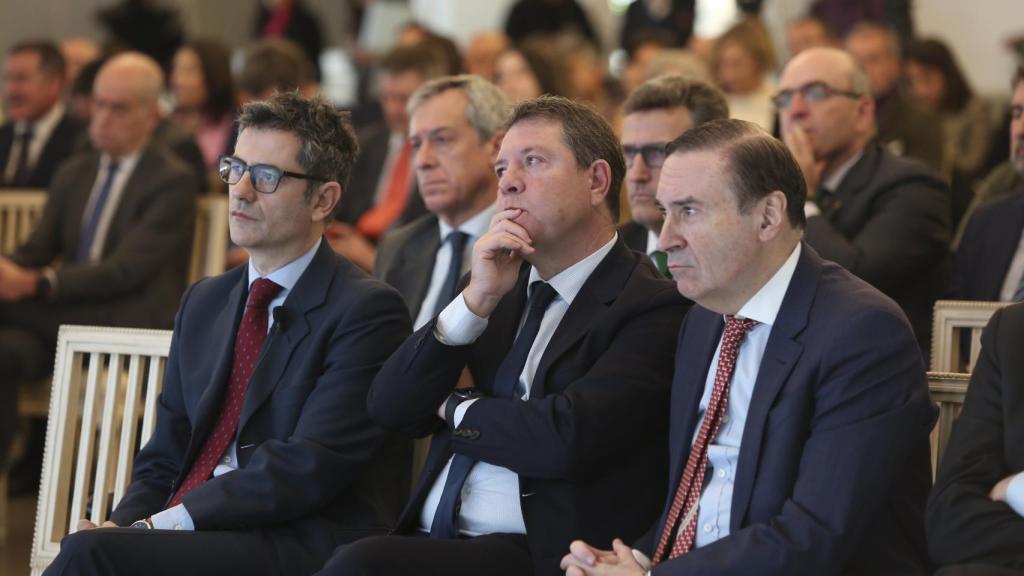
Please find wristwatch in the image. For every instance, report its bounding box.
[444,387,481,427]
[130,517,154,529]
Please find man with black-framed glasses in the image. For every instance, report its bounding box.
[778,46,950,357]
[619,75,729,278]
[46,91,413,576]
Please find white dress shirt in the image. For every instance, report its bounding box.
[691,243,800,548]
[998,226,1024,302]
[79,152,141,263]
[417,234,619,536]
[1007,472,1024,518]
[149,239,321,531]
[3,102,65,183]
[413,204,496,330]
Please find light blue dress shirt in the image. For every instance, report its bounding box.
[1006,472,1024,517]
[417,234,619,536]
[147,239,321,530]
[691,243,801,548]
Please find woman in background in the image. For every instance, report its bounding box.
[710,18,776,132]
[170,39,237,171]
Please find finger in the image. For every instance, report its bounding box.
[566,567,586,576]
[489,208,524,227]
[487,217,533,246]
[612,539,635,563]
[477,232,535,257]
[76,519,97,531]
[568,540,598,566]
[101,521,118,528]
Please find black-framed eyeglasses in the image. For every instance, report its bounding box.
[772,81,863,110]
[218,155,329,194]
[623,143,668,168]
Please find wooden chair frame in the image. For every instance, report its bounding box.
[928,371,970,480]
[930,300,1008,372]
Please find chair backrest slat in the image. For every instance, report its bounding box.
[928,371,970,480]
[0,189,47,255]
[931,300,1009,372]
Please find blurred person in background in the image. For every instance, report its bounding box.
[170,39,237,171]
[711,18,777,132]
[494,39,570,105]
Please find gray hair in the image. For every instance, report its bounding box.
[407,74,511,142]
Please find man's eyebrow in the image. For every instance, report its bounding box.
[668,196,702,208]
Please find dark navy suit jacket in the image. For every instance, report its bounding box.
[950,188,1024,301]
[110,241,412,564]
[369,237,689,576]
[638,244,933,575]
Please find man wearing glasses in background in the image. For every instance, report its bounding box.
[777,47,950,357]
[618,75,729,277]
[45,92,413,576]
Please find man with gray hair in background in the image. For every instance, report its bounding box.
[619,74,728,276]
[375,74,509,331]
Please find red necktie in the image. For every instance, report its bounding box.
[356,141,412,240]
[168,278,284,508]
[653,316,758,563]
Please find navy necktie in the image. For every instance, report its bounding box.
[76,160,120,262]
[429,281,559,539]
[430,230,470,319]
[10,127,33,186]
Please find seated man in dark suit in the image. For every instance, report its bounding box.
[562,119,933,576]
[328,44,441,271]
[951,185,1024,303]
[619,74,728,273]
[1,39,83,188]
[927,303,1024,576]
[316,96,689,576]
[375,74,507,329]
[778,46,951,355]
[44,92,412,576]
[0,52,195,478]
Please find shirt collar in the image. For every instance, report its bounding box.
[100,149,141,177]
[528,234,618,306]
[437,202,497,242]
[15,101,65,138]
[646,229,659,256]
[733,243,801,327]
[247,238,322,292]
[822,148,864,193]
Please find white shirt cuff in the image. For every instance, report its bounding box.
[435,292,488,345]
[632,548,652,570]
[452,397,480,427]
[803,201,821,218]
[149,503,195,531]
[1005,471,1024,518]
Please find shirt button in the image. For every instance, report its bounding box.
[703,523,713,533]
[174,524,183,530]
[722,414,730,424]
[223,456,231,464]
[717,469,727,478]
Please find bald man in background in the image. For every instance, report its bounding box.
[0,52,195,471]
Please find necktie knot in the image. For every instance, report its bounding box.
[724,315,758,338]
[247,278,283,309]
[528,281,558,312]
[17,126,33,142]
[446,230,469,253]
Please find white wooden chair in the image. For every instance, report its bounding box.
[0,189,46,255]
[928,371,970,480]
[27,325,172,576]
[930,300,1009,373]
[188,194,229,283]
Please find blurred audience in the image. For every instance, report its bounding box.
[463,31,510,81]
[494,38,569,104]
[711,18,777,131]
[786,16,837,57]
[845,21,945,173]
[504,0,599,50]
[170,39,237,170]
[906,38,994,226]
[619,0,695,56]
[1,40,84,189]
[58,38,100,92]
[97,0,184,74]
[254,0,323,81]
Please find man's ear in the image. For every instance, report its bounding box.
[756,190,788,241]
[312,181,342,224]
[588,159,612,210]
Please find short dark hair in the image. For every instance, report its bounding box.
[237,92,359,200]
[237,39,309,97]
[666,119,807,228]
[8,40,66,79]
[904,38,973,112]
[622,74,729,127]
[507,95,624,220]
[180,39,236,119]
[379,43,444,80]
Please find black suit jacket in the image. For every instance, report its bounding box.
[927,303,1024,570]
[368,238,689,575]
[618,220,649,254]
[336,123,425,229]
[637,244,933,575]
[0,112,84,188]
[875,89,945,174]
[374,213,441,321]
[950,188,1024,301]
[805,142,951,353]
[10,143,195,328]
[111,241,413,563]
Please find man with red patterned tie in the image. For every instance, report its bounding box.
[562,119,933,575]
[45,92,412,576]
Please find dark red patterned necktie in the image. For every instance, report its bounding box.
[653,315,758,563]
[167,278,283,508]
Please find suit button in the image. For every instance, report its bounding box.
[470,431,480,439]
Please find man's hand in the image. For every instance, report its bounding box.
[0,257,39,301]
[76,519,118,531]
[561,539,646,576]
[327,222,376,272]
[462,209,535,318]
[782,124,825,200]
[990,474,1017,502]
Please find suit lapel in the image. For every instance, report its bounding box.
[101,146,155,255]
[238,241,332,431]
[729,244,818,530]
[401,219,441,320]
[0,124,13,179]
[532,239,634,398]
[981,194,1024,298]
[825,143,880,220]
